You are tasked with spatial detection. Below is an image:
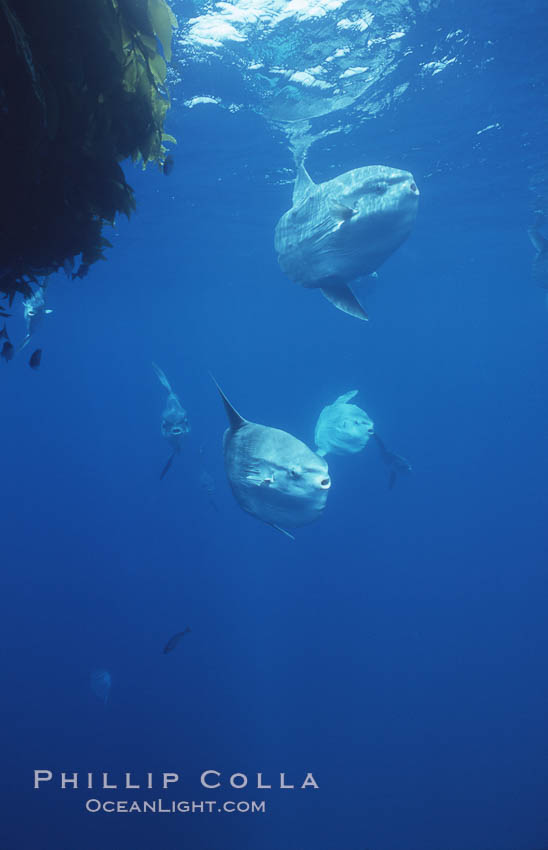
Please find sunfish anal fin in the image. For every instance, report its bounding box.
[292,163,315,205]
[329,197,357,222]
[269,523,295,541]
[320,286,369,321]
[210,374,247,431]
[160,449,178,480]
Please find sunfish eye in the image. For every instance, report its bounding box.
[289,469,301,479]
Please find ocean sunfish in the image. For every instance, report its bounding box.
[274,163,419,320]
[214,380,331,538]
[152,362,190,479]
[315,390,374,457]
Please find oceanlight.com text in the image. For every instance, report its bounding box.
[85,799,266,814]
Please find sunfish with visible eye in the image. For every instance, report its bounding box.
[275,162,419,320]
[152,362,190,479]
[213,379,331,539]
[315,390,374,457]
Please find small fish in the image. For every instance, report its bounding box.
[1,341,14,362]
[0,322,9,340]
[0,307,10,318]
[163,154,175,176]
[163,627,191,654]
[29,348,42,370]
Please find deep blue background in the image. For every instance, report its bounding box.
[1,1,547,848]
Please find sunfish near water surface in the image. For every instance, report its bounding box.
[315,390,374,457]
[274,162,419,320]
[214,379,331,539]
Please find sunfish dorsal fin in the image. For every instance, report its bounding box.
[152,361,173,393]
[292,163,315,205]
[336,390,358,404]
[210,374,247,431]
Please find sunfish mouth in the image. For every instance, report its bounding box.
[319,477,331,489]
[171,427,184,436]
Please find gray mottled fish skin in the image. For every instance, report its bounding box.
[216,382,331,535]
[314,390,374,457]
[275,163,419,319]
[529,228,548,289]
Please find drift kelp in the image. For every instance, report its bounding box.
[0,0,177,300]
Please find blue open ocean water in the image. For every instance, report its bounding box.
[1,1,547,848]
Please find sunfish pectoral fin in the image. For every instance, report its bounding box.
[320,286,369,321]
[329,197,357,223]
[210,373,247,431]
[152,362,173,393]
[292,162,315,205]
[269,523,295,541]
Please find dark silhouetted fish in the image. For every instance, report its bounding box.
[0,307,10,318]
[29,348,42,370]
[163,628,191,654]
[163,154,175,176]
[1,341,14,362]
[0,322,9,341]
[90,669,111,704]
